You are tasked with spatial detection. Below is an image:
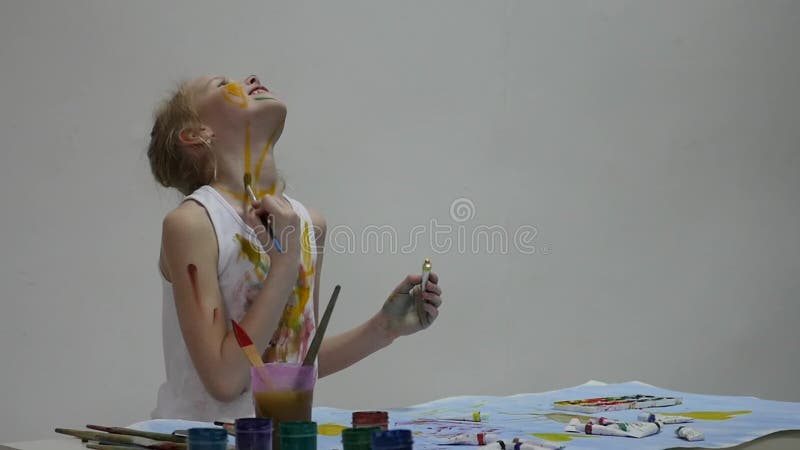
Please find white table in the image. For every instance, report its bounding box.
[5,431,800,450]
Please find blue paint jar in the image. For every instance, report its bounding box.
[372,430,413,450]
[187,428,228,450]
[236,417,273,450]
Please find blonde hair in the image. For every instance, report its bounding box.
[147,82,216,196]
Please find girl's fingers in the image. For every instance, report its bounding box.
[424,283,441,295]
[423,303,438,319]
[428,271,439,284]
[422,293,442,307]
[394,274,423,295]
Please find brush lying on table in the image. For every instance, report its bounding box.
[55,427,187,450]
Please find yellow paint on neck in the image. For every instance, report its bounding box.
[660,410,751,421]
[317,423,348,436]
[223,82,248,108]
[244,121,252,175]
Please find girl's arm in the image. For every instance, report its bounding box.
[161,200,300,402]
[308,209,441,378]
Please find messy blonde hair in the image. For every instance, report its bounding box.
[147,82,216,196]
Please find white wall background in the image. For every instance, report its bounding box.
[1,0,798,443]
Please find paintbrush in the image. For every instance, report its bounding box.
[86,425,184,443]
[243,173,283,253]
[231,319,272,388]
[86,444,140,450]
[55,428,186,450]
[302,285,341,366]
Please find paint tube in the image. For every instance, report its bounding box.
[512,438,566,450]
[638,411,693,424]
[584,420,661,438]
[564,418,582,433]
[675,426,704,441]
[598,417,619,426]
[441,432,498,445]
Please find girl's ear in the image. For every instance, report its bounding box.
[178,125,214,147]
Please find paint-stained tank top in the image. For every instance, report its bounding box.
[152,185,317,420]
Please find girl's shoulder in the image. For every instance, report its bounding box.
[162,199,213,234]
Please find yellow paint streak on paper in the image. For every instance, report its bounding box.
[223,82,248,108]
[661,410,751,421]
[318,424,348,436]
[530,433,593,442]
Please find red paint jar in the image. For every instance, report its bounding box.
[352,411,389,431]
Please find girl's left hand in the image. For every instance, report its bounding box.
[380,272,442,338]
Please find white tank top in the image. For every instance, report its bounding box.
[152,185,317,420]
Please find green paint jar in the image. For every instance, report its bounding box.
[342,426,380,450]
[279,421,317,450]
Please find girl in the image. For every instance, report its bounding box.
[147,74,442,420]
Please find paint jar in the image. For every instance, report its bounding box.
[187,428,228,450]
[235,417,272,450]
[371,430,413,450]
[252,364,316,450]
[342,426,380,450]
[279,421,317,450]
[352,411,389,430]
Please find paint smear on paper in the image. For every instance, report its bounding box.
[661,411,751,421]
[530,433,594,442]
[318,423,348,436]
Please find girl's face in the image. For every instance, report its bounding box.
[188,74,287,134]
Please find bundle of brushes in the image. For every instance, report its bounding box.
[55,425,192,450]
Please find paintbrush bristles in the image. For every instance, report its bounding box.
[243,173,258,203]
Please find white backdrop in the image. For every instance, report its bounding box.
[1,0,798,443]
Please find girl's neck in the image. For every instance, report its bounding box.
[209,153,284,213]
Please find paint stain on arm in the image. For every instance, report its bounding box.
[187,264,202,307]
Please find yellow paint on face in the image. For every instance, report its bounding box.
[223,82,248,108]
[530,433,593,442]
[660,410,751,421]
[317,424,348,436]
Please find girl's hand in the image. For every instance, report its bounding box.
[380,272,442,338]
[248,195,301,258]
